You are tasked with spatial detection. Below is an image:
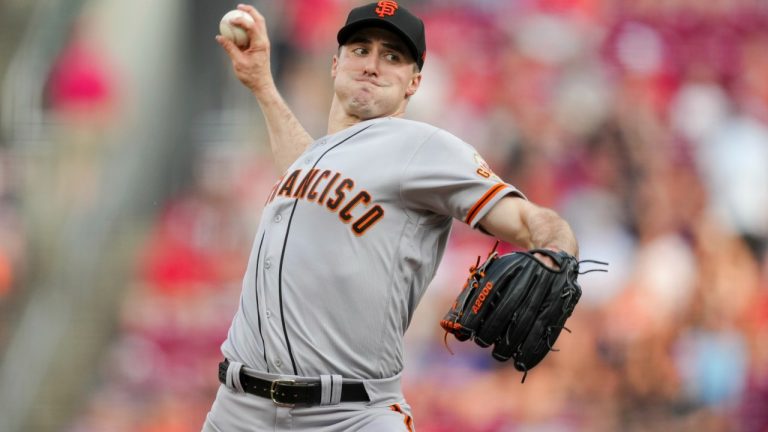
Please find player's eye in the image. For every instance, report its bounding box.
[351,47,368,56]
[383,52,401,62]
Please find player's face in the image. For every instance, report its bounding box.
[332,28,422,120]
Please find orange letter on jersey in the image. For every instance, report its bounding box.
[326,179,354,211]
[339,191,371,222]
[352,205,384,235]
[278,170,302,197]
[307,170,331,202]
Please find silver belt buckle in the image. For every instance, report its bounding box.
[270,379,296,407]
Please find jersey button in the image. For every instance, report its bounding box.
[273,214,282,223]
[274,359,283,367]
[265,310,272,318]
[264,259,272,269]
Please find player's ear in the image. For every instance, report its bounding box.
[405,72,422,98]
[331,54,339,78]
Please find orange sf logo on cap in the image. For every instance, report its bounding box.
[375,1,398,17]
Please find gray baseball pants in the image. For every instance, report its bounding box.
[202,362,415,432]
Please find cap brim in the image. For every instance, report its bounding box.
[337,19,420,68]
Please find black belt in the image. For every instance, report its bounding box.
[218,360,370,406]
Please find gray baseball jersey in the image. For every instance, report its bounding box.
[221,117,521,380]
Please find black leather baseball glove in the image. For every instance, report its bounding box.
[440,244,596,381]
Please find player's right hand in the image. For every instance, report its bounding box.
[216,4,275,96]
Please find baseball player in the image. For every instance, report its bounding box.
[205,2,578,431]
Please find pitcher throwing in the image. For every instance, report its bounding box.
[205,2,579,431]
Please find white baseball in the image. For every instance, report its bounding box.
[219,10,254,48]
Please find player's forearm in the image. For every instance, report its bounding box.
[215,4,314,173]
[480,197,578,257]
[523,206,578,257]
[254,86,314,173]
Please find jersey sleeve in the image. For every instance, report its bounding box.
[400,128,525,228]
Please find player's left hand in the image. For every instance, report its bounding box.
[440,245,587,382]
[532,246,568,270]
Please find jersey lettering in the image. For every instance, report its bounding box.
[294,169,319,199]
[278,170,301,197]
[326,179,354,210]
[339,191,371,222]
[352,205,384,235]
[318,173,341,205]
[272,169,384,235]
[265,176,283,205]
[307,170,331,201]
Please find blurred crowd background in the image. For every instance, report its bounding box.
[1,0,767,431]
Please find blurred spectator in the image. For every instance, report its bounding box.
[70,144,259,431]
[141,143,253,296]
[695,113,768,260]
[739,283,768,432]
[45,19,116,123]
[40,16,120,220]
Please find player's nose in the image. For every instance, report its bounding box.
[361,52,379,76]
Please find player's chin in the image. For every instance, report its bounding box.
[347,99,381,120]
[349,97,402,120]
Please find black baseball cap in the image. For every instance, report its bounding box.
[337,1,426,70]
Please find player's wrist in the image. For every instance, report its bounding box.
[250,78,278,100]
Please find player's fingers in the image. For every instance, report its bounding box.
[532,253,559,270]
[216,34,244,60]
[237,3,265,22]
[236,4,269,47]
